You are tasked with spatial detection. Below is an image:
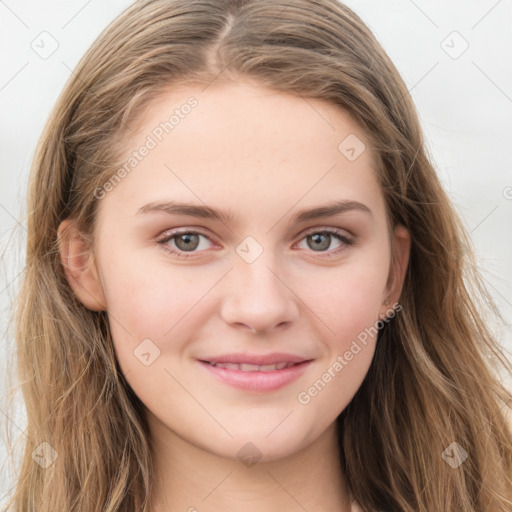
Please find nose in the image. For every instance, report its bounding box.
[219,249,299,334]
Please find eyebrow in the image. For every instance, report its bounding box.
[135,199,372,224]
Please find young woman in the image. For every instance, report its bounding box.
[4,0,512,510]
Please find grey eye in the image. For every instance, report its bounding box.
[174,233,201,251]
[308,233,331,251]
[304,232,341,252]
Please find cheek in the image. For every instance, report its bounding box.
[99,249,206,370]
[96,240,390,459]
[300,255,389,343]
[295,285,383,430]
[292,256,388,411]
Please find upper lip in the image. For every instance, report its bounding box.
[199,353,312,365]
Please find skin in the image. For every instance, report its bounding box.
[58,79,410,512]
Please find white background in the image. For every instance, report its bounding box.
[1,0,511,506]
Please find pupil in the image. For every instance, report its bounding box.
[176,233,199,251]
[309,233,329,251]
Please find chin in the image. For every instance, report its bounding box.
[210,427,317,465]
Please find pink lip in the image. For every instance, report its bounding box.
[200,352,309,365]
[197,359,313,392]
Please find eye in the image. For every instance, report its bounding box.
[157,229,215,258]
[156,227,354,259]
[295,228,354,257]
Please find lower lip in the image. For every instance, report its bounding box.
[197,360,313,392]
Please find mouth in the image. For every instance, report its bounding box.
[197,357,313,392]
[201,361,301,372]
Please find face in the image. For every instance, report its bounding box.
[60,79,409,463]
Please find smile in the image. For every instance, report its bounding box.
[197,359,313,392]
[205,361,297,371]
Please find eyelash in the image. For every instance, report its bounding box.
[156,227,354,259]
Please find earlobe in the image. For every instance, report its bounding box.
[57,219,107,311]
[381,224,411,314]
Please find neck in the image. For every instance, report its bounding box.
[145,414,354,512]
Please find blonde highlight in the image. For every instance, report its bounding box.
[3,0,512,510]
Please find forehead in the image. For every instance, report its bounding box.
[97,80,385,225]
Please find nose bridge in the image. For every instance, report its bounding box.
[220,235,297,332]
[235,235,287,301]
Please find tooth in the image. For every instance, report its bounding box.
[239,363,261,371]
[211,362,237,370]
[222,363,241,370]
[210,361,297,371]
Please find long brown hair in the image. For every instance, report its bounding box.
[3,0,512,510]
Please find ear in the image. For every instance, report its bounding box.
[57,219,107,311]
[380,224,410,317]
